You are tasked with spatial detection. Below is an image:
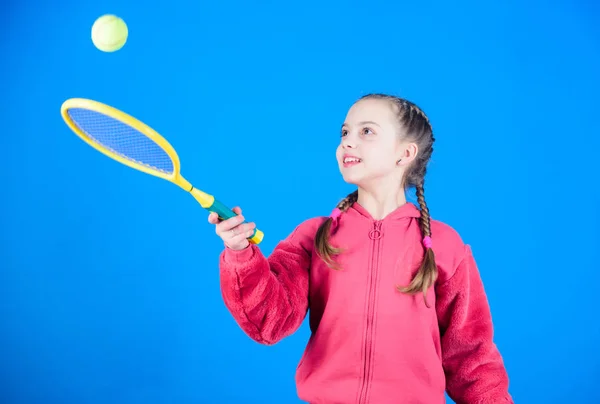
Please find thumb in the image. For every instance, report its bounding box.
[207,211,219,224]
[232,206,242,215]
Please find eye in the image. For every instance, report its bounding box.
[362,127,374,135]
[341,129,348,137]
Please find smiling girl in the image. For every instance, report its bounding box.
[210,93,513,404]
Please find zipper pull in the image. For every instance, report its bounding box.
[369,221,382,240]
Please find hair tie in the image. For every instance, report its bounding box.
[423,236,432,249]
[330,208,341,220]
[329,207,342,232]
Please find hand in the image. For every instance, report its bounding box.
[208,206,257,251]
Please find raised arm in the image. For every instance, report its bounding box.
[219,222,316,345]
[435,245,513,404]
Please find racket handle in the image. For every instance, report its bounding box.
[209,199,264,245]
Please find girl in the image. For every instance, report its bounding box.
[208,94,513,404]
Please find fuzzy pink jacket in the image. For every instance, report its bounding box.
[219,202,513,404]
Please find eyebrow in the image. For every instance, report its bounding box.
[341,120,381,129]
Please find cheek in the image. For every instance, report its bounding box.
[365,147,392,163]
[365,149,396,171]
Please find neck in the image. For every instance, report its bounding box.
[356,183,407,220]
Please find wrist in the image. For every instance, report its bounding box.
[223,242,254,263]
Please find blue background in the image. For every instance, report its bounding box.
[1,0,599,403]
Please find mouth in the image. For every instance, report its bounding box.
[342,155,362,167]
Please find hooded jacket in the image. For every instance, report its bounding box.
[219,202,513,404]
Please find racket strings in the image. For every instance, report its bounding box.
[67,108,174,174]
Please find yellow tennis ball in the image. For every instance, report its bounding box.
[91,14,128,52]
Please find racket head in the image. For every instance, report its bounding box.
[61,98,181,182]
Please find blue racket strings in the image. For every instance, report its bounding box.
[67,108,174,174]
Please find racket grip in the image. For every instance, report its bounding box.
[209,199,264,245]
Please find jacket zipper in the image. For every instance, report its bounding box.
[358,221,382,404]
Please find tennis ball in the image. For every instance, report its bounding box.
[91,14,128,52]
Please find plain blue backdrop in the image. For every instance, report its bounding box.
[1,0,599,403]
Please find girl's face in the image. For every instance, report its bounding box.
[336,98,414,189]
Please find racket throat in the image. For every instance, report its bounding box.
[190,187,215,208]
[175,177,214,208]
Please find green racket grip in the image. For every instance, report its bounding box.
[208,199,264,245]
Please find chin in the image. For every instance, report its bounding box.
[340,171,363,186]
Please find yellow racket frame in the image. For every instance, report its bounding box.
[60,98,264,245]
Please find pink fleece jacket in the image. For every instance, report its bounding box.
[219,202,513,404]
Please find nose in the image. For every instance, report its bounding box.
[342,137,356,149]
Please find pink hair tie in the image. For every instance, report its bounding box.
[329,207,342,232]
[330,208,342,220]
[423,236,432,249]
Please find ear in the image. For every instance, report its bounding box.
[396,142,419,166]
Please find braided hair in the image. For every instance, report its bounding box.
[315,94,437,306]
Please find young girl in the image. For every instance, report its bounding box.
[208,94,513,404]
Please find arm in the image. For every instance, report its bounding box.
[435,245,513,404]
[219,225,312,345]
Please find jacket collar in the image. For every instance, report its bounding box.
[348,201,421,222]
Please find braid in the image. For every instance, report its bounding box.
[397,182,438,307]
[409,103,431,126]
[315,190,358,269]
[337,190,358,212]
[415,184,431,237]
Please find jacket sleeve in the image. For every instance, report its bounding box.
[435,244,513,404]
[218,224,312,345]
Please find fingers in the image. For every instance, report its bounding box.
[226,222,256,238]
[207,205,256,250]
[226,223,256,241]
[223,223,256,250]
[207,206,242,225]
[216,214,246,235]
[221,222,256,240]
[208,212,219,224]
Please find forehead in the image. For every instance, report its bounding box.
[344,98,396,126]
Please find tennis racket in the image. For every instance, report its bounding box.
[60,98,264,245]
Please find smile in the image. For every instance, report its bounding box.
[343,156,362,167]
